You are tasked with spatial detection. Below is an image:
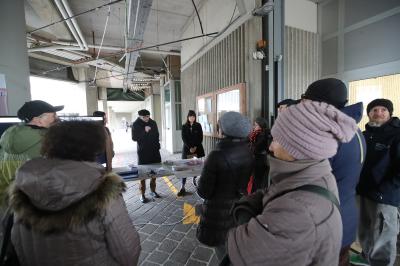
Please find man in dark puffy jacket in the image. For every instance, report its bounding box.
[132,109,161,203]
[302,78,366,266]
[357,99,400,266]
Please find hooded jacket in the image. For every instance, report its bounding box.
[9,158,141,266]
[329,102,366,247]
[227,156,342,266]
[196,138,254,247]
[0,124,46,204]
[357,117,400,206]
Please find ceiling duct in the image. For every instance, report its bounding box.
[124,0,153,92]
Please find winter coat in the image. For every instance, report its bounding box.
[329,102,366,248]
[357,117,400,206]
[0,124,46,205]
[181,122,205,159]
[9,158,141,266]
[196,138,254,246]
[227,156,342,266]
[132,118,161,164]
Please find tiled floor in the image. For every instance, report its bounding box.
[112,129,220,266]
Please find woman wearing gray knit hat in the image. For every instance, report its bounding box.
[196,111,254,260]
[227,100,357,266]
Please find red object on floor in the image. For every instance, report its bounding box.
[247,175,254,195]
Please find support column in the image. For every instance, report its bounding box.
[0,0,31,114]
[73,67,97,115]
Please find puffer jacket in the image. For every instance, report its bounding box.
[0,124,46,205]
[9,158,141,266]
[357,117,400,206]
[197,138,254,246]
[329,102,366,248]
[228,156,342,266]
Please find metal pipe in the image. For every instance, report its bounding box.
[61,0,89,50]
[54,0,84,49]
[28,45,85,52]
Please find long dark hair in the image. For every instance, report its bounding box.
[186,110,196,124]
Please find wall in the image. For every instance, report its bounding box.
[181,19,262,154]
[320,0,400,83]
[285,0,317,33]
[284,26,319,99]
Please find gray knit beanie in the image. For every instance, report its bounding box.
[271,100,357,160]
[219,111,251,138]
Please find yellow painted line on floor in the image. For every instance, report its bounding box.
[162,176,178,194]
[183,203,200,224]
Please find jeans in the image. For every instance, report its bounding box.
[358,197,399,266]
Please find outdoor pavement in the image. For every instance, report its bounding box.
[111,128,220,266]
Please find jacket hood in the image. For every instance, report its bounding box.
[0,124,44,154]
[341,102,363,123]
[9,158,126,233]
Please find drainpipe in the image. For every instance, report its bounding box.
[29,45,85,52]
[60,0,89,50]
[54,0,84,49]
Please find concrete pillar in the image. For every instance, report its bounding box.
[0,0,31,114]
[73,67,98,115]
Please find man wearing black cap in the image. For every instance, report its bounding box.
[0,100,63,205]
[302,78,367,266]
[357,98,400,266]
[132,109,161,203]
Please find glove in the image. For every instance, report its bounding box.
[231,190,264,225]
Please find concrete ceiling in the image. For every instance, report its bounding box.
[25,0,203,89]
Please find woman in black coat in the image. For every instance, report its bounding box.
[177,110,205,196]
[196,111,254,261]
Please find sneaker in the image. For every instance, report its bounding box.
[177,188,186,197]
[193,177,198,187]
[140,195,148,203]
[150,191,160,198]
[350,251,369,266]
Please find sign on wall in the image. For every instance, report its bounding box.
[0,73,8,115]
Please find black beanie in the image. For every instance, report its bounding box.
[255,117,267,129]
[367,99,393,116]
[138,109,150,116]
[303,78,348,109]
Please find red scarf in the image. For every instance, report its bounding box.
[249,128,262,143]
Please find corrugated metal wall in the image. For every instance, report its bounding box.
[181,23,247,154]
[284,26,319,100]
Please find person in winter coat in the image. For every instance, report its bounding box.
[302,78,367,266]
[357,99,400,266]
[227,100,357,266]
[0,100,63,206]
[132,109,161,203]
[249,117,270,192]
[9,121,141,266]
[196,111,254,261]
[93,111,114,172]
[177,110,205,197]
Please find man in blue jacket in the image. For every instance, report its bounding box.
[302,78,367,266]
[357,99,400,266]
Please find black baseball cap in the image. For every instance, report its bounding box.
[17,100,64,122]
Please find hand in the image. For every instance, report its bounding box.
[190,147,196,153]
[145,126,151,132]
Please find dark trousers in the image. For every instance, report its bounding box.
[339,246,350,266]
[181,176,197,188]
[139,178,156,195]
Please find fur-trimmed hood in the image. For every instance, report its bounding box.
[9,158,126,233]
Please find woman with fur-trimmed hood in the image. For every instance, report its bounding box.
[9,121,141,266]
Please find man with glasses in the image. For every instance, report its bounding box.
[132,109,161,203]
[0,100,63,205]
